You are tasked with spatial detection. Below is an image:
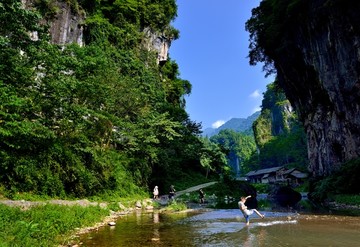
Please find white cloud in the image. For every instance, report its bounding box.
[249,89,261,99]
[212,120,225,129]
[252,106,261,113]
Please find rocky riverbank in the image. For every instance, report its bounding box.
[0,197,156,246]
[326,201,360,215]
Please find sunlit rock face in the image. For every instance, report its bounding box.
[273,0,360,177]
[48,2,84,46]
[23,1,171,62]
[22,0,84,46]
[143,27,172,64]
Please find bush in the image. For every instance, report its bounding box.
[334,195,360,206]
[252,183,270,194]
[165,201,187,212]
[309,158,360,202]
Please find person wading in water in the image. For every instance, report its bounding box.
[238,195,265,226]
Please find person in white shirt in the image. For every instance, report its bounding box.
[238,195,265,225]
[153,186,159,200]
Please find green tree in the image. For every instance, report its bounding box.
[0,0,203,198]
[245,0,307,76]
[199,137,228,178]
[210,129,257,176]
[251,82,308,171]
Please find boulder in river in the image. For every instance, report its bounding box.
[269,186,302,208]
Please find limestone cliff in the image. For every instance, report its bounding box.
[22,0,84,46]
[248,0,360,177]
[142,27,173,65]
[47,1,84,46]
[253,83,295,147]
[23,0,172,62]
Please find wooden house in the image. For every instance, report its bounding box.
[246,166,307,185]
[246,166,286,184]
[283,168,308,185]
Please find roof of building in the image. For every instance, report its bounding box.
[286,169,308,178]
[246,166,284,177]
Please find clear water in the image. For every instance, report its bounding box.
[79,209,360,246]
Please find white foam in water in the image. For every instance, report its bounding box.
[258,220,297,226]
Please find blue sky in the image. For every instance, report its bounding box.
[170,0,274,129]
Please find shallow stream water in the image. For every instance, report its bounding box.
[79,209,360,246]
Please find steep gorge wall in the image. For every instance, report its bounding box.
[47,1,84,46]
[22,0,171,62]
[22,0,84,46]
[142,27,172,64]
[272,0,360,177]
[253,84,295,147]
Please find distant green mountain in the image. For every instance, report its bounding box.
[202,111,260,137]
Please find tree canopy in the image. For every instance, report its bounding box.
[250,82,308,171]
[245,0,309,76]
[210,129,257,176]
[0,0,214,198]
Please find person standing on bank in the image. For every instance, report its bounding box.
[199,189,205,204]
[238,195,265,226]
[153,186,159,200]
[169,185,176,201]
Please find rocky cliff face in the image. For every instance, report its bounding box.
[271,0,360,177]
[48,1,84,46]
[22,0,84,46]
[23,0,171,62]
[253,83,296,147]
[143,27,172,65]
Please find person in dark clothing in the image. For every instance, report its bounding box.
[199,189,205,204]
[169,185,176,200]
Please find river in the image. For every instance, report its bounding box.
[79,209,360,246]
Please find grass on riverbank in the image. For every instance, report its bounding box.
[0,172,215,246]
[162,201,187,212]
[333,194,360,206]
[0,203,109,247]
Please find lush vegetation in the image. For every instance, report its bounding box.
[246,0,360,204]
[333,195,360,206]
[204,82,308,176]
[210,129,257,175]
[309,158,360,202]
[0,0,228,199]
[245,0,311,76]
[0,1,231,244]
[248,82,308,172]
[201,80,308,176]
[0,203,109,246]
[2,1,357,244]
[163,200,187,212]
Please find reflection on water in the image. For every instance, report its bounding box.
[79,209,360,247]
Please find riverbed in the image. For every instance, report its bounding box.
[78,209,360,246]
